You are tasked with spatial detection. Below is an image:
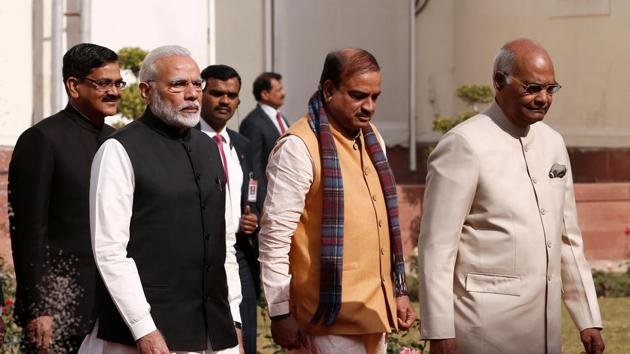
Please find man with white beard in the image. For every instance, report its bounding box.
[82,45,243,354]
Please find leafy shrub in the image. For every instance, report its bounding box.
[117,47,148,121]
[592,269,630,297]
[431,84,493,135]
[1,257,22,353]
[117,47,148,77]
[455,85,493,107]
[387,321,426,354]
[406,274,419,302]
[118,85,145,120]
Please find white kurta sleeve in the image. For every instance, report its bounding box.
[224,195,242,324]
[258,135,313,317]
[418,132,480,339]
[90,139,156,340]
[559,149,603,331]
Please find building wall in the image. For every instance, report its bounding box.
[414,0,455,143]
[274,0,412,145]
[5,1,630,148]
[0,2,33,146]
[214,0,265,131]
[415,0,630,148]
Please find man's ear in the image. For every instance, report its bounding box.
[493,72,507,91]
[66,77,81,99]
[260,89,270,102]
[322,80,335,103]
[138,82,151,102]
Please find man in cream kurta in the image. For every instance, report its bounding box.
[419,39,604,354]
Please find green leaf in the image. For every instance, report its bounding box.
[117,47,148,77]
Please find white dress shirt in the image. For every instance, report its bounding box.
[259,103,288,134]
[199,119,244,229]
[89,138,242,342]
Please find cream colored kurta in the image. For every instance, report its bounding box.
[419,102,602,354]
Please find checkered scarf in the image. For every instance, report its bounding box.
[307,91,408,326]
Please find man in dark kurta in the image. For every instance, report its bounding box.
[8,43,121,353]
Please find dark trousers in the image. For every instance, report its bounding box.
[237,248,258,354]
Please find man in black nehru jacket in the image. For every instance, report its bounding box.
[9,43,120,353]
[83,45,242,354]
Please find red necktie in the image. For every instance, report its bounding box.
[213,134,229,187]
[276,112,286,134]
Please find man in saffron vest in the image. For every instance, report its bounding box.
[258,48,416,354]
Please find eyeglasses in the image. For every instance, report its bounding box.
[147,79,205,93]
[506,74,562,95]
[82,77,127,90]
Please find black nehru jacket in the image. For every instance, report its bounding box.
[9,104,115,336]
[96,108,237,351]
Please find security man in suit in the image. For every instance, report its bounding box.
[9,43,120,353]
[418,38,604,354]
[199,64,261,354]
[239,72,288,210]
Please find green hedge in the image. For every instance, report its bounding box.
[592,269,630,297]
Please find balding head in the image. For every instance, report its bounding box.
[319,48,380,88]
[318,48,382,137]
[492,38,558,128]
[494,38,553,77]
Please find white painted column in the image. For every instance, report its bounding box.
[207,0,216,65]
[263,0,273,71]
[51,0,64,113]
[80,0,91,42]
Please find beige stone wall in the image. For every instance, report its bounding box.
[214,0,265,131]
[0,1,33,145]
[415,0,455,143]
[416,0,630,148]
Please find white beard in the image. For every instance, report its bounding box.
[150,91,200,129]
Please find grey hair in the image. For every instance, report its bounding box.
[493,46,515,75]
[139,45,192,82]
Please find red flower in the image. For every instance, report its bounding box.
[4,298,14,306]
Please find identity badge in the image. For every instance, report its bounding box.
[247,172,258,203]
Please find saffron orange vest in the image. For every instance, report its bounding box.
[286,116,397,335]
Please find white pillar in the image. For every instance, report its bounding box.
[51,0,64,113]
[263,0,273,71]
[80,0,91,43]
[207,0,216,65]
